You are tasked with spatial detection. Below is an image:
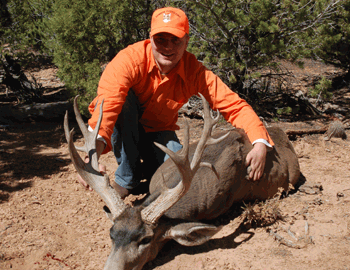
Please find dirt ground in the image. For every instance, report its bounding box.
[1,60,350,270]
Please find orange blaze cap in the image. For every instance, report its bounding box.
[150,7,189,38]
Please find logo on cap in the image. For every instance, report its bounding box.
[163,13,171,23]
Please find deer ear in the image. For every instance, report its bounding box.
[165,222,222,246]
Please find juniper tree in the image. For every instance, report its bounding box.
[174,0,341,102]
[43,0,154,114]
[0,0,53,102]
[1,0,53,54]
[314,0,350,77]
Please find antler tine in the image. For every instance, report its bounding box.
[64,98,127,220]
[154,117,190,172]
[141,119,192,224]
[141,94,229,225]
[72,96,103,170]
[190,93,230,170]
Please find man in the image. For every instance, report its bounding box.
[78,7,274,198]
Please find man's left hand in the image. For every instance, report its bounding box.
[245,142,267,181]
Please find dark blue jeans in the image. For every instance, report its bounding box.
[111,90,183,190]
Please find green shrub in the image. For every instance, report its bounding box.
[177,0,338,100]
[43,0,153,114]
[308,77,333,101]
[314,0,350,76]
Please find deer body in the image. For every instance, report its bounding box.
[150,127,300,221]
[64,94,300,270]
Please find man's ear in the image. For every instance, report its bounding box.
[164,222,222,246]
[184,34,190,48]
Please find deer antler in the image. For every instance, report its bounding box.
[64,96,127,220]
[141,93,230,224]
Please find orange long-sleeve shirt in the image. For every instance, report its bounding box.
[88,40,273,154]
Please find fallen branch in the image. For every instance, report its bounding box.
[0,101,73,124]
[285,127,328,137]
[269,229,303,248]
[267,221,314,249]
[285,120,348,140]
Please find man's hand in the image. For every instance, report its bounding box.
[245,142,267,181]
[77,156,106,191]
[76,139,106,190]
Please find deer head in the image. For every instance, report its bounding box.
[64,94,229,269]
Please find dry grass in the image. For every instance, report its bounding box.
[241,188,286,227]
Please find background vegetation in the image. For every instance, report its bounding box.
[0,0,348,115]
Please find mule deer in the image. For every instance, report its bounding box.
[64,94,300,270]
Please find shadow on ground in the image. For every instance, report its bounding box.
[0,121,77,203]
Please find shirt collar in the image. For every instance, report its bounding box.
[175,56,186,81]
[147,41,157,74]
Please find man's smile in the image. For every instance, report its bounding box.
[161,53,174,57]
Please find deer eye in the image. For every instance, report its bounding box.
[139,236,152,246]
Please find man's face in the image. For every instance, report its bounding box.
[150,32,189,74]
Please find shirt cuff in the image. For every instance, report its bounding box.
[88,125,107,145]
[252,138,273,148]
